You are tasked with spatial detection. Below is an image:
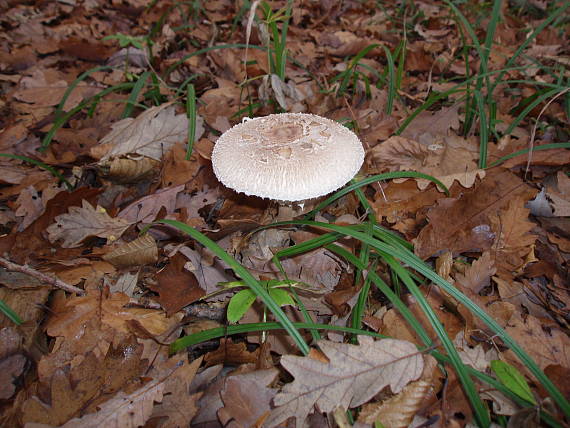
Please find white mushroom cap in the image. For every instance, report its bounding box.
[211,113,365,202]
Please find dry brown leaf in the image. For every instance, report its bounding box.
[505,313,570,370]
[369,135,485,190]
[103,234,158,267]
[357,380,433,427]
[13,68,98,110]
[453,331,497,372]
[147,355,203,428]
[190,364,225,426]
[95,103,203,161]
[58,378,164,428]
[46,286,175,341]
[109,272,139,296]
[46,200,131,248]
[415,169,535,259]
[173,244,236,295]
[218,368,279,428]
[0,353,27,400]
[492,199,537,250]
[546,171,570,217]
[400,104,461,141]
[118,184,185,224]
[151,253,205,315]
[204,338,260,367]
[266,336,423,428]
[14,186,44,231]
[455,251,496,294]
[98,156,160,183]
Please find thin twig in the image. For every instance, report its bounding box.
[0,256,85,295]
[525,87,570,178]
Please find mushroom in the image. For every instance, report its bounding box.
[211,113,365,220]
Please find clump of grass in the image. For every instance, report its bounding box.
[160,172,569,426]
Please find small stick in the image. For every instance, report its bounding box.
[0,256,86,295]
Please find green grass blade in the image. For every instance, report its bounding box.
[0,299,23,325]
[382,45,396,115]
[0,153,73,190]
[488,142,570,168]
[42,82,135,150]
[324,243,433,347]
[54,65,113,119]
[122,71,151,118]
[170,321,386,353]
[381,253,489,427]
[304,171,449,219]
[504,87,564,136]
[490,3,570,95]
[475,91,488,168]
[185,82,197,161]
[275,220,570,419]
[154,219,310,355]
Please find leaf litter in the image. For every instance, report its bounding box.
[0,1,569,427]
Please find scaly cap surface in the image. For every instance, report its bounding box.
[211,113,364,202]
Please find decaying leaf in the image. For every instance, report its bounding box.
[505,313,570,370]
[97,156,160,183]
[47,200,131,248]
[103,234,158,267]
[369,135,485,190]
[147,355,203,428]
[58,378,164,428]
[455,251,496,294]
[415,169,535,259]
[357,380,433,428]
[118,184,185,224]
[151,253,205,315]
[218,368,279,427]
[267,336,423,427]
[95,103,203,161]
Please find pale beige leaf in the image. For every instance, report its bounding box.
[148,356,203,428]
[370,135,485,190]
[98,156,160,183]
[491,199,537,250]
[453,331,497,372]
[59,379,164,428]
[267,336,423,428]
[455,251,496,294]
[357,380,433,427]
[47,200,131,248]
[13,69,98,110]
[103,234,158,267]
[109,272,139,296]
[505,313,570,370]
[118,184,185,224]
[98,103,203,161]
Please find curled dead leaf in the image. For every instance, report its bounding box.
[103,234,158,267]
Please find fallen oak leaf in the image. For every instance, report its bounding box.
[357,380,434,427]
[57,377,165,428]
[266,336,423,428]
[103,234,158,267]
[147,355,203,428]
[46,200,131,248]
[370,135,485,190]
[94,103,204,161]
[218,368,279,428]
